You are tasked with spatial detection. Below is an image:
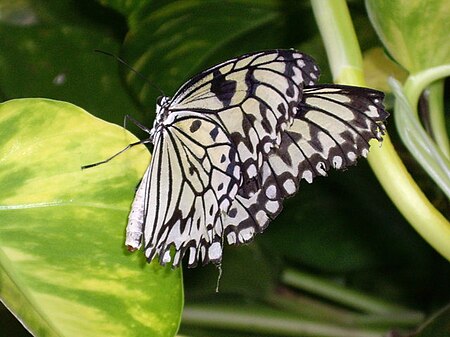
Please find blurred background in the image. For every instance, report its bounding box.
[0,1,449,336]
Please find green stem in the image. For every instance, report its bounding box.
[311,0,450,262]
[403,65,450,109]
[391,78,450,199]
[281,269,411,315]
[182,305,384,337]
[310,0,365,84]
[267,289,423,328]
[403,66,450,162]
[427,81,449,159]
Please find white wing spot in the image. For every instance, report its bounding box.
[162,250,171,264]
[248,164,257,177]
[365,105,379,117]
[209,242,222,260]
[332,156,343,169]
[256,210,267,225]
[227,232,236,244]
[265,200,280,213]
[265,184,277,199]
[240,227,255,242]
[302,170,313,183]
[233,166,240,179]
[347,151,356,161]
[316,162,327,176]
[283,179,296,194]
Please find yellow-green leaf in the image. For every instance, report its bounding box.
[0,98,182,337]
[366,0,450,73]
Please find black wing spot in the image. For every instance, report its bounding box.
[210,69,237,107]
[210,126,219,141]
[228,208,238,218]
[190,120,202,133]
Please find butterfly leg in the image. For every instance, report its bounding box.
[124,114,153,134]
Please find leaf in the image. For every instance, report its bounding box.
[0,98,182,337]
[96,0,153,30]
[362,47,408,92]
[119,0,320,115]
[365,0,450,72]
[0,0,135,125]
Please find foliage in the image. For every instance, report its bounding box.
[0,0,448,336]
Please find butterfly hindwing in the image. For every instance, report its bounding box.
[129,113,241,267]
[219,85,388,245]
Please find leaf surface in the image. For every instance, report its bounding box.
[0,98,182,337]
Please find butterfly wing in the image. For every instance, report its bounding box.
[126,50,389,268]
[169,50,320,197]
[127,112,241,267]
[222,85,388,245]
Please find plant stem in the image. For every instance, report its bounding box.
[403,65,450,161]
[267,288,424,328]
[182,305,384,337]
[310,0,365,84]
[281,269,411,315]
[391,78,450,198]
[427,81,449,159]
[311,0,450,262]
[403,65,450,110]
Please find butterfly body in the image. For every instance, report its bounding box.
[124,49,388,267]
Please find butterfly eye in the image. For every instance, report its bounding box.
[156,96,164,107]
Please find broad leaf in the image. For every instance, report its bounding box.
[365,0,450,72]
[0,0,135,125]
[119,0,320,116]
[0,98,182,337]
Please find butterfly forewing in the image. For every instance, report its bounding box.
[169,50,320,197]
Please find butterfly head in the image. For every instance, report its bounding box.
[150,96,172,142]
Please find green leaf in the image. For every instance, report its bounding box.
[95,0,153,30]
[365,0,450,72]
[362,47,408,93]
[0,0,135,125]
[0,98,182,337]
[120,0,320,116]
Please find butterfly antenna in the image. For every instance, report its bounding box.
[81,139,150,170]
[94,49,166,97]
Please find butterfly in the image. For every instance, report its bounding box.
[90,49,388,268]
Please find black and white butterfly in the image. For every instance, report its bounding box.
[99,49,388,268]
